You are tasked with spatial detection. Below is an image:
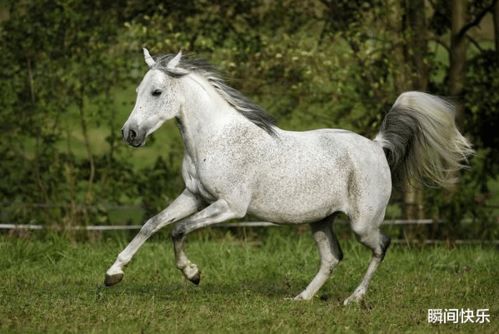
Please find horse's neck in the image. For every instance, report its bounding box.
[176,75,245,159]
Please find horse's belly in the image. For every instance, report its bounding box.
[248,194,345,224]
[248,200,340,224]
[247,171,349,224]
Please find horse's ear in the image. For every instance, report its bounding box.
[167,50,182,70]
[143,48,156,68]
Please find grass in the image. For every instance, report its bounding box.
[0,230,497,333]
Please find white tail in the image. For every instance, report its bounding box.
[375,91,474,188]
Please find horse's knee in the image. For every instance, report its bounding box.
[171,224,186,240]
[139,218,158,236]
[139,225,153,237]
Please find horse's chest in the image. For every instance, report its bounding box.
[182,157,218,202]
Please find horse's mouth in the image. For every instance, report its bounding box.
[129,139,146,148]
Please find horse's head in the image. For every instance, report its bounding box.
[122,49,187,147]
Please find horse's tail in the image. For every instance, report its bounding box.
[374,91,474,189]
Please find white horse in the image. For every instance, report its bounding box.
[105,49,473,304]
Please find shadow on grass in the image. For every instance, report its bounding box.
[97,279,294,299]
[92,277,357,308]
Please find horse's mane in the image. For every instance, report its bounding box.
[153,54,277,136]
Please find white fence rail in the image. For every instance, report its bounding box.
[2,221,497,244]
[0,219,445,231]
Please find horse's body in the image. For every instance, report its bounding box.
[184,124,390,225]
[105,50,472,303]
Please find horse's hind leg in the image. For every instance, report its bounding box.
[344,211,391,305]
[294,217,343,300]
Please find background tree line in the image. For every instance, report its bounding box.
[0,0,497,239]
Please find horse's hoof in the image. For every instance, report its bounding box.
[344,288,366,305]
[293,293,312,301]
[343,294,362,306]
[104,273,124,287]
[189,272,201,285]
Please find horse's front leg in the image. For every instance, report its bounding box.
[105,189,202,286]
[171,199,246,284]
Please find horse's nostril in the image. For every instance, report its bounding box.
[129,129,137,140]
[123,123,139,145]
[121,128,125,138]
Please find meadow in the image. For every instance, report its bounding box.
[0,230,497,333]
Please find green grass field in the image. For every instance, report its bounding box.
[0,231,497,333]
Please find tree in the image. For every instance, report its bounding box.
[494,0,499,55]
[0,0,496,239]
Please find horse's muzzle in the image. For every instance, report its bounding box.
[121,123,146,147]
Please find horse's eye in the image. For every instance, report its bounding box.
[152,89,162,97]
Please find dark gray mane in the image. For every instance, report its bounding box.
[153,54,277,136]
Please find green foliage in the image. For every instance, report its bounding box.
[0,1,496,237]
[465,51,499,177]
